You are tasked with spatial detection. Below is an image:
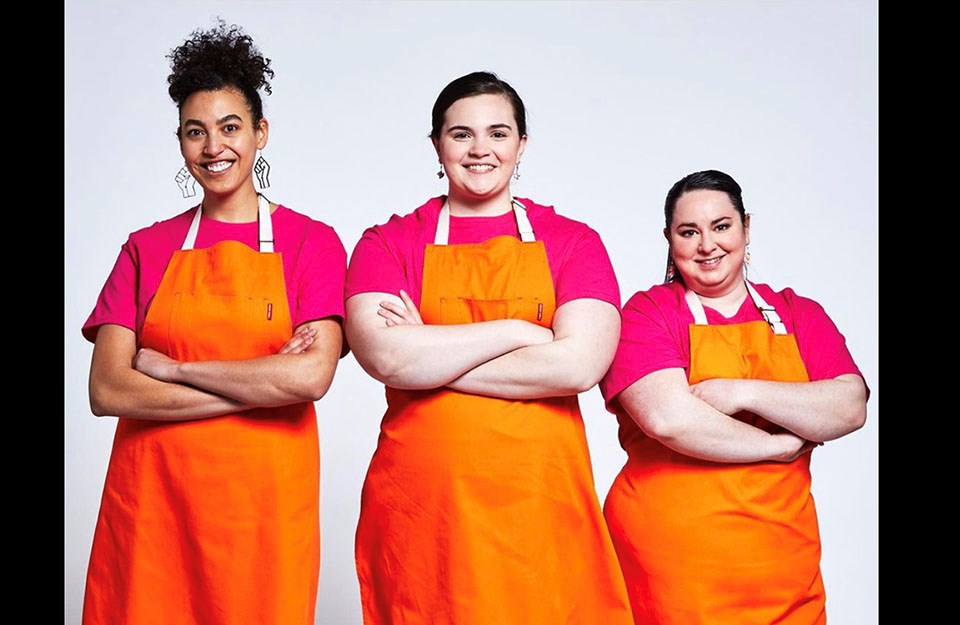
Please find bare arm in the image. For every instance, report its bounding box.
[345,291,553,389]
[618,368,813,463]
[89,323,246,421]
[689,374,867,443]
[133,318,343,406]
[447,298,621,399]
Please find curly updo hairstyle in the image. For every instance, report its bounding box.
[167,18,274,131]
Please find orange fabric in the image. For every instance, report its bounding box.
[355,234,633,625]
[83,240,320,625]
[605,317,824,625]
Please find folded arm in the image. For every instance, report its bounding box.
[618,368,815,463]
[89,319,342,421]
[345,291,553,389]
[447,298,621,399]
[689,374,867,442]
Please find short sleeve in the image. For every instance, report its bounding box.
[81,239,139,343]
[599,287,687,411]
[291,221,348,327]
[345,226,410,300]
[554,228,621,310]
[784,289,868,391]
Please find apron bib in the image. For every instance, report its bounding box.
[83,196,320,625]
[604,283,824,625]
[355,200,633,625]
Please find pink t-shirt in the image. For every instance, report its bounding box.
[345,196,620,309]
[82,204,347,343]
[600,280,868,421]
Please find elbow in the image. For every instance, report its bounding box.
[88,386,114,417]
[841,402,868,437]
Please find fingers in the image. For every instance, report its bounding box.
[278,328,317,354]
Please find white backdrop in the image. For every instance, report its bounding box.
[64,2,879,624]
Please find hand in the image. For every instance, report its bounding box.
[175,167,197,198]
[133,347,180,383]
[771,432,821,463]
[278,328,317,354]
[378,290,424,327]
[690,378,741,415]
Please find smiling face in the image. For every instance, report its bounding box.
[666,189,750,298]
[178,87,268,200]
[433,93,526,214]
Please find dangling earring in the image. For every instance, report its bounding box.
[175,166,197,198]
[437,162,445,179]
[744,245,751,265]
[513,162,521,181]
[664,255,677,283]
[254,154,271,189]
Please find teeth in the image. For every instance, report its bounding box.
[466,164,494,172]
[206,161,231,173]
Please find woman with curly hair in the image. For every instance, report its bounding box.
[80,19,346,625]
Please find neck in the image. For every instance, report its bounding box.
[446,191,513,217]
[692,278,748,317]
[200,188,262,223]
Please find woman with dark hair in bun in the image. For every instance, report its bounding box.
[345,71,633,625]
[80,19,346,625]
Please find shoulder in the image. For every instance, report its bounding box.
[624,281,685,314]
[275,205,343,244]
[125,206,196,252]
[519,197,599,238]
[752,282,826,316]
[362,196,444,240]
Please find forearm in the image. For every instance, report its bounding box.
[353,319,548,389]
[152,319,343,406]
[447,336,603,399]
[90,367,246,421]
[169,353,335,406]
[726,375,868,442]
[449,298,620,399]
[647,394,806,463]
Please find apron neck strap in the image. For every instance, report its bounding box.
[182,194,274,252]
[434,198,535,245]
[685,280,787,335]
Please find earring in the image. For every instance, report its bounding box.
[664,256,676,283]
[513,162,521,181]
[437,163,445,179]
[744,245,751,265]
[254,154,271,189]
[175,166,197,198]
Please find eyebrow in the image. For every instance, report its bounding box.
[446,123,514,133]
[182,113,245,127]
[676,216,733,229]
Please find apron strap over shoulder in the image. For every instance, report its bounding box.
[257,194,274,253]
[685,281,788,335]
[745,281,786,334]
[181,194,275,252]
[434,198,536,245]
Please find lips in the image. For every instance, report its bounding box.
[204,160,233,173]
[464,164,495,172]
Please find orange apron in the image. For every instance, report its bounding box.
[355,200,633,625]
[604,283,824,625]
[83,196,320,625]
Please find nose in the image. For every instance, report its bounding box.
[203,133,225,156]
[698,232,716,254]
[467,136,491,157]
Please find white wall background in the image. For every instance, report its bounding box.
[64,1,879,624]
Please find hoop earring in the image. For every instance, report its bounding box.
[255,154,271,189]
[513,162,521,181]
[437,163,445,179]
[175,166,197,198]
